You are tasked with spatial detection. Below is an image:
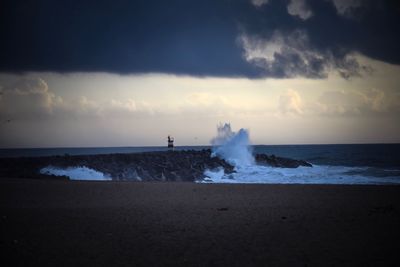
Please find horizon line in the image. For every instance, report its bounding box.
[1,142,399,150]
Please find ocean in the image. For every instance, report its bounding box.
[1,144,399,184]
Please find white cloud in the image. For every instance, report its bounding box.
[316,88,387,116]
[367,89,385,112]
[287,0,313,20]
[240,30,328,78]
[251,0,269,8]
[240,32,283,63]
[181,92,238,118]
[276,87,391,117]
[239,30,368,79]
[62,96,155,119]
[186,92,228,107]
[330,0,364,17]
[0,77,62,118]
[109,99,138,112]
[0,77,156,121]
[104,99,154,117]
[279,89,303,114]
[75,96,99,114]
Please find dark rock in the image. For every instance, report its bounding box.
[255,154,312,168]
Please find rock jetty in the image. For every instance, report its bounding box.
[0,149,312,181]
[255,154,313,168]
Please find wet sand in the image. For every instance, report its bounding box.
[1,179,399,266]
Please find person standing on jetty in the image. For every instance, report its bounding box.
[167,135,174,150]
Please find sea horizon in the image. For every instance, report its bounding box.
[1,142,399,150]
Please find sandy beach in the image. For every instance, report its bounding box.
[1,179,399,266]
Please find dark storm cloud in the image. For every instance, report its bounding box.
[0,0,399,78]
[240,0,400,78]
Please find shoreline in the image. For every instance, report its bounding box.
[1,179,399,266]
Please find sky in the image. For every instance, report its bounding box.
[0,0,399,147]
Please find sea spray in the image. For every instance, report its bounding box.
[210,123,254,168]
[40,166,111,181]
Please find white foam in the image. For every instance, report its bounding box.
[200,164,400,185]
[203,168,225,182]
[40,166,111,181]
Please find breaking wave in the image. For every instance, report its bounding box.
[40,166,111,181]
[210,123,254,168]
[202,164,400,185]
[204,123,400,185]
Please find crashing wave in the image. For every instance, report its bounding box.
[40,166,111,181]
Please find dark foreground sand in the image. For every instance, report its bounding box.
[1,179,399,266]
